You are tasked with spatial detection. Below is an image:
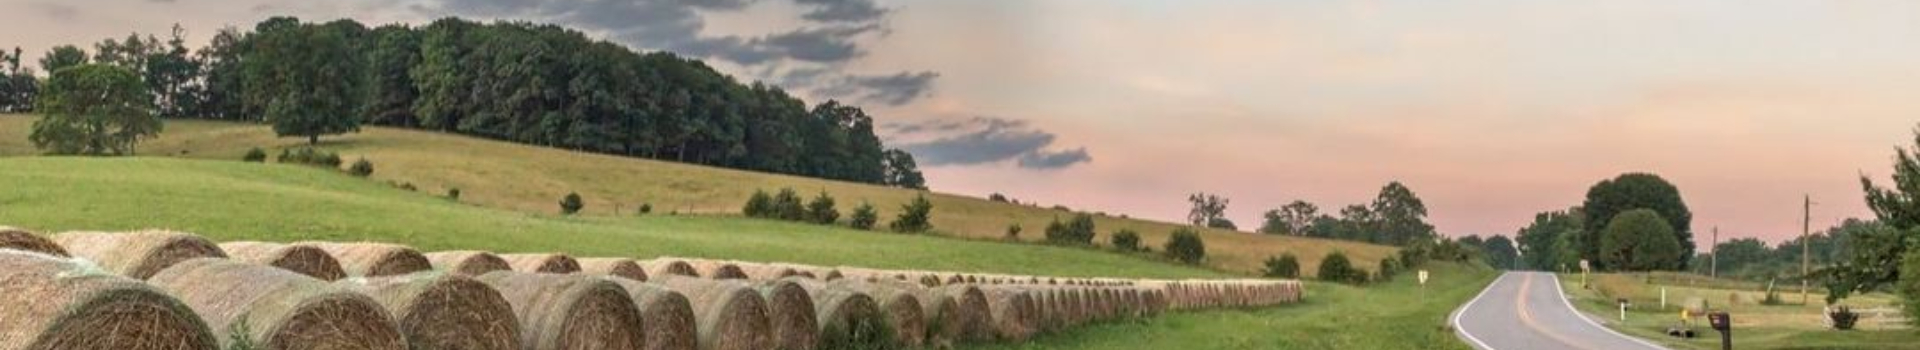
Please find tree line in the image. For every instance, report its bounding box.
[1253,181,1440,246]
[4,17,926,189]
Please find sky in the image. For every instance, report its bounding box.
[4,0,1918,246]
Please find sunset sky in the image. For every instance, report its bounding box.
[6,0,1917,246]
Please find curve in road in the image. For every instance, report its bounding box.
[1452,271,1669,350]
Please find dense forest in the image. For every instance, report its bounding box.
[0,17,927,189]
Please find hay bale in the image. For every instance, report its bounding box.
[219,242,348,281]
[643,259,700,278]
[0,251,217,350]
[609,280,699,350]
[737,263,804,281]
[936,284,993,342]
[746,279,819,350]
[0,226,67,257]
[501,253,582,274]
[783,278,891,349]
[477,272,646,350]
[336,272,521,350]
[687,260,747,280]
[148,258,405,350]
[424,251,512,276]
[978,286,1036,341]
[881,279,961,349]
[54,230,226,280]
[582,258,650,281]
[653,276,773,350]
[308,242,433,277]
[837,280,924,348]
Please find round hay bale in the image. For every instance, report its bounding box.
[978,286,1035,341]
[336,272,521,350]
[936,284,993,342]
[148,258,405,350]
[737,263,803,281]
[783,278,891,350]
[609,280,699,350]
[477,272,646,350]
[880,280,961,349]
[0,251,218,350]
[308,242,432,277]
[501,253,582,274]
[581,258,650,281]
[53,230,226,280]
[643,259,700,278]
[837,278,925,348]
[687,260,747,280]
[653,276,773,350]
[746,279,819,350]
[424,251,512,276]
[0,226,67,257]
[219,242,348,281]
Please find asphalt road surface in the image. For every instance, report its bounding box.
[1452,271,1669,350]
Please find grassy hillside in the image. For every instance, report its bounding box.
[1562,273,1914,349]
[0,114,1397,275]
[964,262,1495,350]
[0,156,1226,279]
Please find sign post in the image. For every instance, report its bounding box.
[1709,311,1732,350]
[1580,259,1591,287]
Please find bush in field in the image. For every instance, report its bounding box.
[348,158,374,177]
[1377,258,1400,281]
[1163,228,1206,264]
[638,203,652,215]
[1263,253,1300,278]
[1319,251,1365,284]
[1045,214,1097,246]
[889,194,934,233]
[771,188,806,221]
[1110,229,1143,252]
[446,188,461,200]
[1005,224,1022,240]
[806,191,839,224]
[744,190,773,217]
[560,192,584,215]
[274,147,343,168]
[1829,305,1860,330]
[849,202,878,230]
[243,147,267,162]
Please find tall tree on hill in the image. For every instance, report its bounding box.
[30,64,159,155]
[1599,209,1683,271]
[1370,181,1436,245]
[1579,173,1693,271]
[1187,192,1232,229]
[1516,208,1582,271]
[145,25,202,118]
[1259,200,1319,235]
[246,18,366,144]
[194,27,247,120]
[361,24,421,126]
[40,45,88,74]
[0,47,37,112]
[881,149,927,189]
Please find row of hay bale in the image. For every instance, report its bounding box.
[0,226,1301,350]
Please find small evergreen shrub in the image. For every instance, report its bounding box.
[1005,224,1022,240]
[446,188,460,200]
[1319,251,1366,284]
[1110,229,1143,252]
[1830,305,1860,330]
[849,202,878,230]
[744,190,773,217]
[889,194,934,233]
[348,158,374,177]
[560,192,584,215]
[638,203,652,214]
[1163,228,1206,264]
[274,148,344,168]
[1377,258,1400,281]
[1263,253,1300,278]
[242,147,267,162]
[806,191,839,224]
[772,188,806,221]
[1044,214,1097,246]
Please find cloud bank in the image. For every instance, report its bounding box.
[887,117,1093,170]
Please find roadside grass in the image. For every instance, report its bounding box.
[960,262,1496,350]
[0,114,1397,275]
[1559,273,1915,349]
[0,156,1227,279]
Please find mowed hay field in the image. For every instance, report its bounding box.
[1562,273,1917,350]
[0,114,1396,276]
[0,157,1223,279]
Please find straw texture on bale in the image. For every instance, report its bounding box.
[581,258,650,281]
[935,284,992,342]
[653,276,773,350]
[643,259,700,278]
[336,272,521,350]
[218,242,348,281]
[424,251,512,276]
[745,279,818,350]
[737,264,803,281]
[53,230,226,280]
[609,280,698,350]
[478,272,646,350]
[978,286,1036,341]
[835,280,925,348]
[309,242,433,277]
[785,278,892,349]
[0,251,217,350]
[147,258,405,350]
[501,253,583,274]
[0,226,67,257]
[687,260,747,280]
[881,280,961,348]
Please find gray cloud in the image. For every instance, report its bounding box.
[795,0,888,23]
[890,117,1093,170]
[809,71,939,106]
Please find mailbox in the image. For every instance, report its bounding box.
[1708,312,1731,331]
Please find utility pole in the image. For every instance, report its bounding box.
[1710,226,1719,279]
[1802,194,1812,305]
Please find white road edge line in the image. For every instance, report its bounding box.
[1549,273,1671,350]
[1450,272,1508,350]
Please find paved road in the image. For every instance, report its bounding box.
[1452,271,1668,350]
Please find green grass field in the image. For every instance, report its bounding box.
[0,114,1397,276]
[1560,273,1915,349]
[962,262,1496,350]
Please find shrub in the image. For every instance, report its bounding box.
[806,191,839,224]
[446,188,461,200]
[1045,214,1097,245]
[889,194,934,233]
[393,182,416,191]
[638,203,652,214]
[347,158,374,177]
[1829,305,1860,330]
[1110,229,1143,252]
[1005,224,1022,240]
[1319,251,1365,284]
[1163,228,1206,264]
[1377,258,1400,281]
[274,148,344,169]
[771,188,806,221]
[560,192,584,215]
[1263,254,1300,278]
[242,147,267,162]
[849,202,878,230]
[744,190,773,217]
